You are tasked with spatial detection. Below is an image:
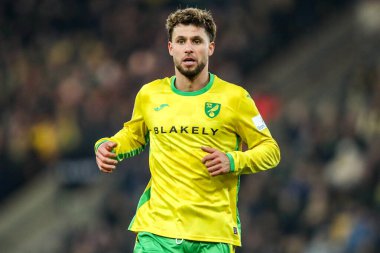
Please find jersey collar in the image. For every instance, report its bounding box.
[170,73,215,96]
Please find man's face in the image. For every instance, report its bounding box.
[168,24,215,80]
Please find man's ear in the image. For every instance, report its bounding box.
[168,41,173,56]
[208,41,215,56]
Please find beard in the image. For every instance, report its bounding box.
[175,60,206,81]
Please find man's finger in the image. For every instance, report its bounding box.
[96,151,117,164]
[105,141,117,151]
[96,157,115,172]
[201,153,217,163]
[209,166,230,176]
[204,158,220,168]
[96,159,116,170]
[98,151,118,164]
[98,141,117,154]
[100,156,118,166]
[100,168,113,173]
[201,146,217,153]
[98,147,117,158]
[207,164,221,173]
[210,169,225,177]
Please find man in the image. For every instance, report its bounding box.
[95,7,280,253]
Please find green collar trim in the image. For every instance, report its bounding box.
[170,73,215,96]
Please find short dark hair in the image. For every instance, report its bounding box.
[166,8,217,42]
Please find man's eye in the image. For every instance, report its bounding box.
[177,40,185,44]
[193,40,201,44]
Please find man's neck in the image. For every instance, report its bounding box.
[174,69,210,92]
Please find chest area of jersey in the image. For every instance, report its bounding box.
[143,95,233,136]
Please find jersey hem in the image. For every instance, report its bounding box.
[129,227,242,247]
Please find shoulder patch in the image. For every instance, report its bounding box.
[252,115,267,131]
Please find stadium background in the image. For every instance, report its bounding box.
[0,0,379,252]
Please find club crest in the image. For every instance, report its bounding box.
[205,102,221,118]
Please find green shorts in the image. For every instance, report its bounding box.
[133,232,235,253]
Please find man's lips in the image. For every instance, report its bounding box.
[182,57,196,67]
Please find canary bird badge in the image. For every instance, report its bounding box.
[205,102,221,118]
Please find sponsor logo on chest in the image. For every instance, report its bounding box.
[151,126,219,136]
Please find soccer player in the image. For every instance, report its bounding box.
[95,7,280,253]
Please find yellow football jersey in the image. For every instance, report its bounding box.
[95,73,280,246]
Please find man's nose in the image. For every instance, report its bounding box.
[184,42,193,53]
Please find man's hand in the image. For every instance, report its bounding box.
[96,141,118,173]
[201,146,230,176]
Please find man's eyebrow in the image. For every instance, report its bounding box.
[191,36,203,40]
[174,35,204,40]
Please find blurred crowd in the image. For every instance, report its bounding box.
[1,0,379,252]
